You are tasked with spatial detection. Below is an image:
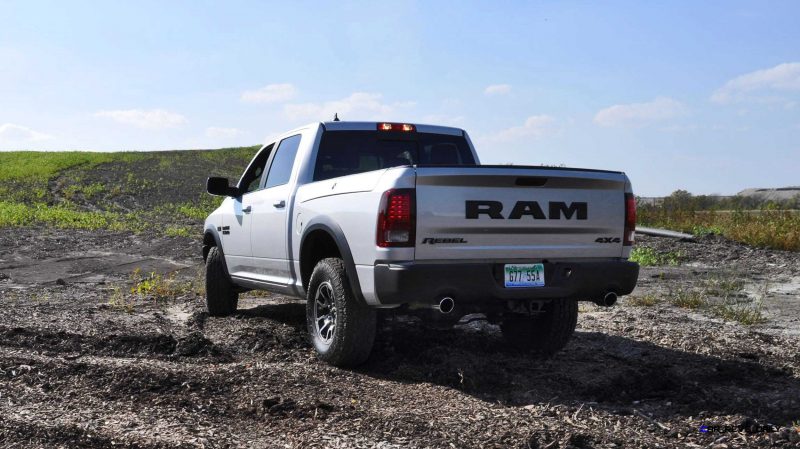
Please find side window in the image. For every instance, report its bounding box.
[264,134,302,189]
[238,144,274,194]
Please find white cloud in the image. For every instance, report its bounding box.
[205,126,242,138]
[712,62,800,104]
[660,124,701,132]
[0,123,53,144]
[94,109,188,130]
[283,92,413,122]
[420,114,465,126]
[240,83,297,103]
[392,100,418,109]
[594,97,686,127]
[484,84,511,96]
[487,115,557,141]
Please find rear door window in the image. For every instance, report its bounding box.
[313,131,475,181]
[263,134,302,188]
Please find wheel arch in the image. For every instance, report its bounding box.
[299,219,366,305]
[202,227,222,262]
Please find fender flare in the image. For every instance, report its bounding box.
[202,225,223,262]
[300,217,366,305]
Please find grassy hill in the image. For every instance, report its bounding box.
[0,147,259,237]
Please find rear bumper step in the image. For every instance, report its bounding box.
[374,260,639,306]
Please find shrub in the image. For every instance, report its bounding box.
[630,247,681,266]
[627,294,660,307]
[670,287,707,309]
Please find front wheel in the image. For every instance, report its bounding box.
[501,299,578,355]
[205,246,238,316]
[306,258,376,367]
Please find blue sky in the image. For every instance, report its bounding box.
[1,1,798,196]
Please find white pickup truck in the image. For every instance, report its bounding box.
[203,121,639,366]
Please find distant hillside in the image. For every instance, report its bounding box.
[0,147,259,236]
[738,187,800,202]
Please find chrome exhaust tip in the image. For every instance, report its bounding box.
[598,291,618,307]
[437,297,455,314]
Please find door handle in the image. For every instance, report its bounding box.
[242,206,252,213]
[273,200,286,209]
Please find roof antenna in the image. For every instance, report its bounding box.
[333,113,340,122]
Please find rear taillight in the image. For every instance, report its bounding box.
[624,192,636,246]
[377,189,415,247]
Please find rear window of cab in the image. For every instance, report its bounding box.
[313,131,476,182]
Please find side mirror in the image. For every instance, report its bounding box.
[206,177,240,197]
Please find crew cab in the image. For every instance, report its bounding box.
[203,121,639,366]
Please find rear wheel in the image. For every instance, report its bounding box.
[306,258,376,367]
[205,246,238,316]
[501,299,578,355]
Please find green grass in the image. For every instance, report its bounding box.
[108,286,135,313]
[629,247,681,266]
[639,209,800,251]
[690,224,724,236]
[0,201,120,230]
[0,151,128,182]
[174,195,222,220]
[0,200,217,236]
[702,275,745,299]
[663,273,767,325]
[198,146,259,163]
[712,300,767,325]
[0,147,256,182]
[165,226,195,238]
[670,287,707,309]
[707,277,767,324]
[129,268,202,300]
[63,182,107,200]
[0,199,216,236]
[0,148,253,237]
[627,294,660,307]
[108,267,205,312]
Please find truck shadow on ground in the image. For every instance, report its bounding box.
[230,302,799,424]
[234,301,307,326]
[361,322,800,425]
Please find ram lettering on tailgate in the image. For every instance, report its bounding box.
[465,200,588,220]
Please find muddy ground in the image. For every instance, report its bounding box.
[1,228,799,448]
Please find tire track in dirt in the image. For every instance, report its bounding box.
[0,415,200,449]
[0,326,179,357]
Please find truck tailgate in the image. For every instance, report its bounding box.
[413,166,627,261]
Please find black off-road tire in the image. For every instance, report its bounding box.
[205,246,238,316]
[306,258,376,367]
[501,299,578,355]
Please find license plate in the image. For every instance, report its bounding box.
[504,263,545,288]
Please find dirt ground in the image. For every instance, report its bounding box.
[1,229,799,448]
